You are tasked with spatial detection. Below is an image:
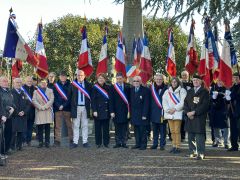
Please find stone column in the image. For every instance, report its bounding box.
[122,0,143,65]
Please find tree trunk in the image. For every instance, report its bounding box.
[122,0,143,66]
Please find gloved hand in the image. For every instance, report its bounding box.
[1,116,7,123]
[142,116,147,120]
[93,112,98,117]
[212,91,218,99]
[110,113,115,118]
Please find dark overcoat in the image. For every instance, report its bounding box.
[184,86,209,134]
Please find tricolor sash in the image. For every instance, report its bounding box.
[54,83,68,101]
[21,86,32,103]
[168,91,180,105]
[150,84,162,109]
[94,84,109,99]
[36,87,54,118]
[72,81,91,100]
[113,83,130,112]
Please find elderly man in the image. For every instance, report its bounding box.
[184,75,209,160]
[150,73,168,150]
[11,78,30,151]
[70,70,92,148]
[0,93,7,159]
[0,76,15,154]
[47,72,56,90]
[130,76,150,150]
[22,76,35,146]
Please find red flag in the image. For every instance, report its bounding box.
[96,27,108,76]
[139,34,153,84]
[166,28,176,77]
[185,20,198,75]
[11,59,22,78]
[35,22,48,78]
[78,26,93,77]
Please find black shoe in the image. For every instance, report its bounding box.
[186,153,198,158]
[45,143,50,148]
[17,146,23,151]
[150,145,157,149]
[97,145,101,148]
[139,146,146,150]
[173,148,181,154]
[113,144,121,148]
[54,141,60,147]
[212,143,219,147]
[169,147,176,153]
[104,145,109,148]
[70,143,78,149]
[122,144,128,148]
[224,145,229,149]
[38,143,43,148]
[160,146,165,151]
[131,145,140,149]
[227,147,238,151]
[83,142,90,148]
[27,142,31,147]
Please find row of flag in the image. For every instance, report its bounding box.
[2,10,238,88]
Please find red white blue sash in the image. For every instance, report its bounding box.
[72,81,91,100]
[54,83,68,101]
[21,86,32,103]
[150,84,162,109]
[94,84,109,99]
[114,83,130,112]
[36,87,54,118]
[168,90,180,105]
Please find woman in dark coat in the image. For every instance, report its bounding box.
[209,80,230,148]
[92,74,114,148]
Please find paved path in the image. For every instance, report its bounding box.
[0,133,240,180]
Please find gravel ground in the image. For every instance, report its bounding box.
[0,135,240,180]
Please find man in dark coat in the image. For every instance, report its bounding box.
[228,73,240,151]
[149,73,168,150]
[0,94,7,157]
[11,78,30,151]
[0,76,15,154]
[53,71,73,146]
[130,76,150,150]
[209,80,230,148]
[111,72,130,148]
[70,70,92,148]
[22,76,36,146]
[184,75,209,160]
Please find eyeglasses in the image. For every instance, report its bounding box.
[133,80,139,82]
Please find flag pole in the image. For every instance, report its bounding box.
[9,8,13,88]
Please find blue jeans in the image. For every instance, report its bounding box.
[152,122,166,147]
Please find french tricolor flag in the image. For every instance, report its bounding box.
[166,28,176,77]
[78,26,93,77]
[139,34,152,84]
[3,15,38,67]
[185,20,198,75]
[96,27,108,76]
[35,22,49,78]
[219,23,237,88]
[115,32,126,77]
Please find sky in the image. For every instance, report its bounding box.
[0,0,221,51]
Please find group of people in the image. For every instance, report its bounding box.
[0,69,240,162]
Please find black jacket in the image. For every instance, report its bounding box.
[0,87,15,118]
[130,85,150,126]
[184,86,209,133]
[22,84,35,121]
[91,83,113,120]
[11,89,30,132]
[53,80,71,112]
[111,83,130,123]
[71,79,92,118]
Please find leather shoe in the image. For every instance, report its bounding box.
[83,143,90,148]
[113,144,121,148]
[227,147,238,151]
[150,145,157,149]
[131,145,140,149]
[70,143,78,149]
[122,144,128,148]
[139,147,146,150]
[160,146,165,151]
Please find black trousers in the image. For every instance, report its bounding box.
[114,122,128,145]
[229,113,239,149]
[37,124,50,144]
[134,125,147,148]
[3,118,12,153]
[180,120,186,140]
[11,132,23,149]
[94,119,110,146]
